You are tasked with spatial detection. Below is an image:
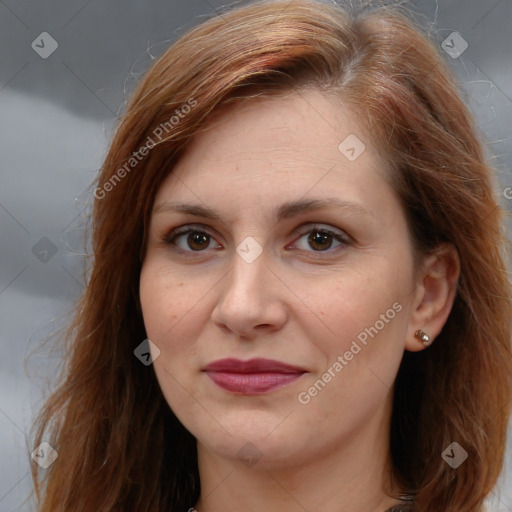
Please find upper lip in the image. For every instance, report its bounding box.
[202,358,306,374]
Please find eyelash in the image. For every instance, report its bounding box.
[161,223,352,257]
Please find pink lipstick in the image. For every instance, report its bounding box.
[202,357,306,395]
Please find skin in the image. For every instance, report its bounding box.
[139,88,459,512]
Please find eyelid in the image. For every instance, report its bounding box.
[162,223,222,251]
[291,223,352,243]
[164,223,217,240]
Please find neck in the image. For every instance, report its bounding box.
[193,393,404,512]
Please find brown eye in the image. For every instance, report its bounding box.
[185,232,211,251]
[293,225,350,253]
[165,228,220,252]
[307,230,335,251]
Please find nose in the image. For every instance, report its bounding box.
[211,250,287,339]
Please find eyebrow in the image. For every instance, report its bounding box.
[152,197,369,222]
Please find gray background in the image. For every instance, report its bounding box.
[1,0,511,510]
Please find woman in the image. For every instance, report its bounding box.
[31,1,512,511]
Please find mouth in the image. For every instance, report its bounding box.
[202,357,307,395]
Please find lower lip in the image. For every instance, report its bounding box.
[205,371,305,395]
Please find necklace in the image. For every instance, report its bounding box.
[191,495,416,511]
[384,497,416,511]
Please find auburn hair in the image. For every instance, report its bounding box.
[31,1,512,511]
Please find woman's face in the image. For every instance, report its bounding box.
[140,88,420,469]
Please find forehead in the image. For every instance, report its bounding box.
[183,88,359,164]
[153,88,393,219]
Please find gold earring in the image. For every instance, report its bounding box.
[415,329,431,346]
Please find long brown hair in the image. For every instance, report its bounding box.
[31,1,512,510]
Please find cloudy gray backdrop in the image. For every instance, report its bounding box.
[1,0,511,510]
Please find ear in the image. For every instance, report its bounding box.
[405,243,460,352]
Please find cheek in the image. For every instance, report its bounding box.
[297,274,407,413]
[139,260,217,393]
[304,262,408,345]
[139,261,199,341]
[139,263,202,419]
[295,260,410,405]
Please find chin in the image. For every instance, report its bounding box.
[194,413,315,469]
